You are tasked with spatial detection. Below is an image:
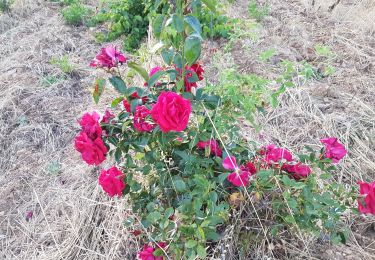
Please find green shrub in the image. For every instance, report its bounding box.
[198,8,235,39]
[0,0,13,13]
[61,3,90,26]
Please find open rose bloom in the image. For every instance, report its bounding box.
[90,46,126,69]
[358,181,375,215]
[320,137,347,163]
[99,167,126,197]
[222,156,256,187]
[196,139,222,157]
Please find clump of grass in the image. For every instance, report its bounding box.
[61,3,90,26]
[248,0,269,21]
[50,55,75,74]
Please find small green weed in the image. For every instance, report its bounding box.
[41,74,64,87]
[61,3,90,26]
[248,0,269,21]
[50,55,75,74]
[50,0,79,6]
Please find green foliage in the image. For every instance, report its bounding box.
[61,3,90,26]
[248,0,269,21]
[88,0,357,258]
[50,55,75,74]
[91,0,160,52]
[50,0,79,6]
[197,8,235,39]
[0,0,13,13]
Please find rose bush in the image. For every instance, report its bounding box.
[74,1,372,258]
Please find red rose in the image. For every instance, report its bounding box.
[262,144,293,164]
[244,162,257,175]
[99,167,126,197]
[133,105,156,132]
[196,139,222,157]
[90,46,126,69]
[138,244,165,260]
[358,181,375,215]
[320,137,347,163]
[282,163,312,180]
[176,63,204,92]
[74,132,107,165]
[151,91,191,132]
[79,112,102,139]
[222,156,251,187]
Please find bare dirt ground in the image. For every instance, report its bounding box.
[0,0,374,259]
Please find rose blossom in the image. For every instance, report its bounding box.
[222,156,251,187]
[320,137,347,163]
[133,105,156,132]
[261,144,293,164]
[78,112,102,139]
[74,132,107,165]
[176,63,204,92]
[145,66,164,87]
[151,91,191,132]
[90,46,126,69]
[99,167,126,197]
[282,163,312,180]
[196,139,222,157]
[358,181,375,215]
[138,243,166,260]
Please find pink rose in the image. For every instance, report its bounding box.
[261,144,293,164]
[222,156,251,187]
[90,46,126,69]
[320,137,347,163]
[74,132,107,165]
[358,181,375,215]
[78,112,102,139]
[196,139,222,157]
[99,167,126,197]
[282,163,312,180]
[137,243,165,260]
[133,106,156,132]
[151,91,191,132]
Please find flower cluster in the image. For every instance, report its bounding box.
[74,112,107,165]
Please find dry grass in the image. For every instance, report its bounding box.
[0,0,374,259]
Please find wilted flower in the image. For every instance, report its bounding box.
[222,156,251,187]
[261,144,293,164]
[133,105,156,132]
[282,163,312,180]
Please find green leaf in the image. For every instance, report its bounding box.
[171,14,184,33]
[147,70,167,87]
[109,76,127,94]
[164,207,174,219]
[153,249,164,257]
[259,48,276,62]
[146,211,162,224]
[130,99,143,113]
[93,78,105,104]
[184,36,201,65]
[174,179,186,192]
[127,62,149,82]
[174,53,183,69]
[185,240,197,248]
[197,244,207,259]
[184,15,202,35]
[153,14,165,39]
[202,0,217,11]
[111,97,124,108]
[161,48,174,65]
